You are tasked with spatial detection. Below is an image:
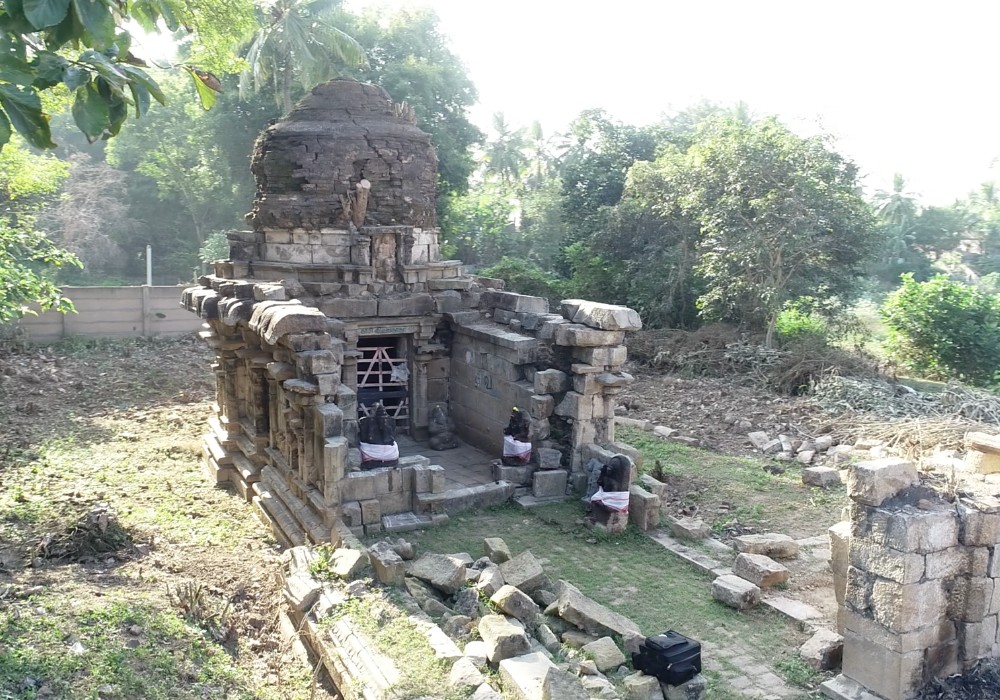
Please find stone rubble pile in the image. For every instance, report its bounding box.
[280,528,708,700]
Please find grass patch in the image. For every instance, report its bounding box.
[621,427,847,538]
[0,596,249,699]
[775,655,828,690]
[332,593,471,700]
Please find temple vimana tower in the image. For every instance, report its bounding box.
[182,79,643,542]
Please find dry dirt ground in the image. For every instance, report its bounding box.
[0,336,336,699]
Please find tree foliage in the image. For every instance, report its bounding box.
[0,137,78,320]
[687,117,878,344]
[0,0,253,150]
[882,273,1000,386]
[240,0,366,114]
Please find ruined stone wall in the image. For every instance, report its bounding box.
[828,458,1000,700]
[448,292,639,481]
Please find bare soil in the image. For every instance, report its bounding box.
[0,336,335,699]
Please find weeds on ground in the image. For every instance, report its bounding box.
[330,594,472,700]
[167,581,235,644]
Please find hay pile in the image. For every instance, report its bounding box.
[36,502,133,561]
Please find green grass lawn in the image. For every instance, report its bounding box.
[619,427,848,539]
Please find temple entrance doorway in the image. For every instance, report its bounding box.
[356,336,410,434]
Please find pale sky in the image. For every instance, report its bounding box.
[347,0,1000,205]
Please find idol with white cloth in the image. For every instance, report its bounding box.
[359,404,399,470]
[501,406,532,465]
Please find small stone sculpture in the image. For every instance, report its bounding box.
[588,455,631,532]
[501,407,532,465]
[359,403,399,469]
[428,404,458,451]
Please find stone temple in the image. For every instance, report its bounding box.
[181,79,644,541]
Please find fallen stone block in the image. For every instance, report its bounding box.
[581,675,618,698]
[555,580,641,637]
[711,574,761,610]
[330,547,370,579]
[847,458,918,506]
[499,651,557,700]
[491,585,540,627]
[542,667,589,700]
[733,533,800,559]
[661,673,706,700]
[667,516,710,541]
[283,570,321,614]
[471,684,503,700]
[449,656,486,690]
[581,636,626,672]
[368,541,406,586]
[500,551,547,593]
[802,466,842,488]
[733,553,790,589]
[638,474,667,500]
[408,553,467,595]
[799,628,843,671]
[476,566,506,598]
[453,587,481,617]
[624,672,665,700]
[479,614,531,664]
[536,623,561,653]
[748,431,772,450]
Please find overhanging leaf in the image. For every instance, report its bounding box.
[72,0,115,49]
[71,82,108,141]
[63,64,89,91]
[78,49,126,92]
[0,84,54,148]
[0,53,36,85]
[184,66,221,110]
[0,109,12,151]
[22,0,70,29]
[120,64,165,105]
[30,50,67,88]
[126,80,149,118]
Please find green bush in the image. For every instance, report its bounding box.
[881,273,1000,386]
[479,257,569,309]
[774,306,828,347]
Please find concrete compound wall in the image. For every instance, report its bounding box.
[15,286,202,342]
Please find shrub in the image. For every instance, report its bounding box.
[774,306,828,347]
[479,257,569,309]
[881,273,1000,386]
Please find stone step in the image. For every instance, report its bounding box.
[251,482,305,547]
[261,466,330,545]
[819,674,883,700]
[201,453,235,486]
[381,511,434,533]
[514,495,567,509]
[208,414,239,450]
[203,432,234,466]
[231,452,261,484]
[414,481,517,514]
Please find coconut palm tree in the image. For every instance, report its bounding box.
[240,0,367,114]
[483,113,528,186]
